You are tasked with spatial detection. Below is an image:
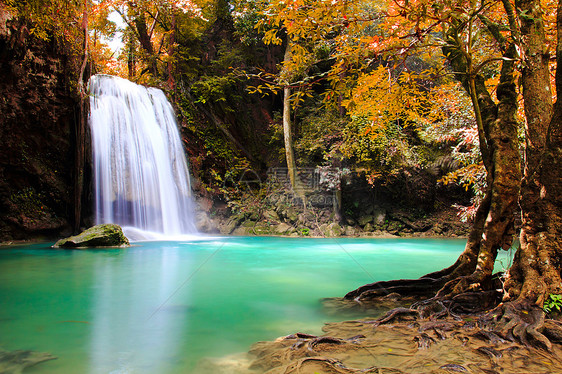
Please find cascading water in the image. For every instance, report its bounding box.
[88,74,197,239]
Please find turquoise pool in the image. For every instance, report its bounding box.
[0,236,506,373]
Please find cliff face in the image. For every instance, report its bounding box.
[0,5,79,241]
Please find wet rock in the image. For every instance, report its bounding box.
[53,224,130,248]
[195,211,218,233]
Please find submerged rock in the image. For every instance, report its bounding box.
[0,348,56,374]
[53,224,130,248]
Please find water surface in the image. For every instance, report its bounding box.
[0,237,509,373]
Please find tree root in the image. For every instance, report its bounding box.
[359,307,420,326]
[281,333,366,353]
[283,357,353,374]
[439,363,469,372]
[482,300,553,351]
[543,319,562,343]
[344,277,446,301]
[284,357,405,374]
[449,290,503,315]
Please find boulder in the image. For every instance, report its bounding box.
[373,208,386,225]
[357,215,373,227]
[196,211,218,233]
[344,226,358,236]
[232,226,250,236]
[252,223,273,235]
[284,207,299,223]
[327,223,343,237]
[263,210,280,222]
[275,222,292,235]
[53,224,130,248]
[220,218,239,235]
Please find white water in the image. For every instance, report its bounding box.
[89,75,197,239]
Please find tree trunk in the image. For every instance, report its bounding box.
[127,31,136,79]
[504,0,561,305]
[167,13,176,90]
[346,18,522,301]
[435,26,520,297]
[133,14,158,77]
[282,41,301,196]
[74,0,89,232]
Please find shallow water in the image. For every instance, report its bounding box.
[0,237,511,373]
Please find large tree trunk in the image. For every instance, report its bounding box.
[346,15,522,302]
[503,0,561,305]
[437,42,521,298]
[345,0,562,350]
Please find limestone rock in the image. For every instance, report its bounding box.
[220,219,239,235]
[373,208,386,225]
[275,222,292,234]
[327,222,343,237]
[263,210,280,222]
[53,224,130,248]
[357,215,373,227]
[231,226,248,236]
[196,211,218,233]
[344,226,358,236]
[284,207,299,223]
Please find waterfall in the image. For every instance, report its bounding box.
[88,74,197,239]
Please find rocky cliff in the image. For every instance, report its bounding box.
[0,5,80,241]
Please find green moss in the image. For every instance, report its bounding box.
[54,224,130,249]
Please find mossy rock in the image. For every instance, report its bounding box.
[53,224,130,248]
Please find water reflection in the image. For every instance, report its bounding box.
[89,246,192,373]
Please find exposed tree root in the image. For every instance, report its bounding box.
[481,300,555,351]
[344,277,447,301]
[283,357,353,374]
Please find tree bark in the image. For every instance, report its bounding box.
[281,41,301,197]
[436,25,520,297]
[504,0,562,306]
[134,14,158,77]
[74,0,89,232]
